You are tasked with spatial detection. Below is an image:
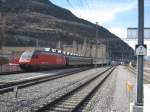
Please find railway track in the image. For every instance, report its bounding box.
[0,67,81,75]
[0,67,91,94]
[127,66,150,83]
[35,67,115,112]
[0,70,23,75]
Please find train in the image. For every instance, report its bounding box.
[19,50,110,71]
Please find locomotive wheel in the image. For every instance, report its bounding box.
[20,64,31,71]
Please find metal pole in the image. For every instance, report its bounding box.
[0,13,2,50]
[0,0,6,52]
[95,22,98,58]
[1,14,5,50]
[121,44,124,63]
[36,39,39,49]
[136,0,144,106]
[95,22,98,68]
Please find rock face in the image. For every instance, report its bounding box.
[0,0,134,60]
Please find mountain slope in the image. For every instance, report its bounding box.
[0,0,134,59]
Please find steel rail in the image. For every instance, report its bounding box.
[0,67,91,94]
[35,67,114,112]
[127,66,150,83]
[73,67,115,112]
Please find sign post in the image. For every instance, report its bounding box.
[136,0,144,106]
[130,0,145,112]
[135,45,147,56]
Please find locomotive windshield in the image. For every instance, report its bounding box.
[20,51,34,60]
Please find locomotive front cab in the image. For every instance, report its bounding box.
[19,51,34,63]
[19,50,35,70]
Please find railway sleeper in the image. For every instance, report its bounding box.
[36,67,114,112]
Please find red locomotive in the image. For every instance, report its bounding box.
[19,50,66,70]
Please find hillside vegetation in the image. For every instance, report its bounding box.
[0,0,134,59]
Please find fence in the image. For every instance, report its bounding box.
[0,64,21,74]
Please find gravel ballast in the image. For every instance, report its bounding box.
[0,67,107,112]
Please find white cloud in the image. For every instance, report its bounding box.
[69,1,137,39]
[70,2,136,25]
[109,27,127,38]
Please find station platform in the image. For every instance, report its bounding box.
[144,84,150,112]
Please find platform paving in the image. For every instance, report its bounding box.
[84,65,137,112]
[144,84,150,112]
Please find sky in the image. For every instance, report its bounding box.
[50,0,150,39]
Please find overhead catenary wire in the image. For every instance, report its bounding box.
[66,0,82,17]
[78,0,84,17]
[70,0,96,23]
[84,0,95,19]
